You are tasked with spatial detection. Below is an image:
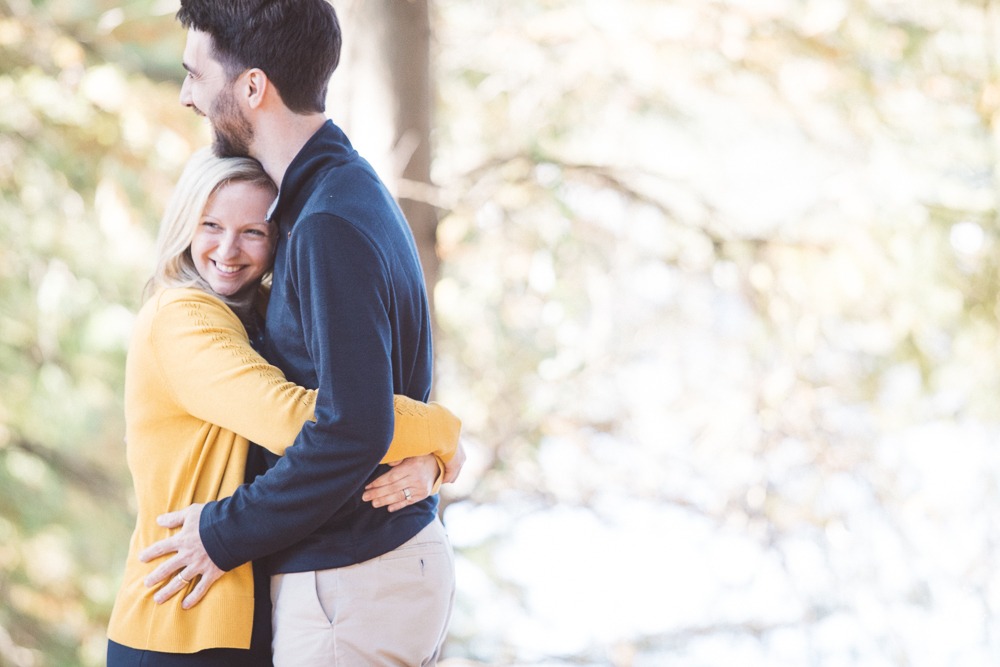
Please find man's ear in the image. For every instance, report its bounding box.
[245,68,269,110]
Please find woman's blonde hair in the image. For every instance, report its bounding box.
[144,147,277,301]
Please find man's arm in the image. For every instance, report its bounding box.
[205,216,399,563]
[141,216,402,603]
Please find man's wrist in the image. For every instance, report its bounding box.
[197,500,236,572]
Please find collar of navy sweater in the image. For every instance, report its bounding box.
[266,119,358,226]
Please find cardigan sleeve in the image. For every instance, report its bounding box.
[149,289,317,455]
[384,397,460,464]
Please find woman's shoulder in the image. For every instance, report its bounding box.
[148,285,223,307]
[144,287,237,322]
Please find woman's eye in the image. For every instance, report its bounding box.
[201,221,221,230]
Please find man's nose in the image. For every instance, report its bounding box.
[179,77,193,108]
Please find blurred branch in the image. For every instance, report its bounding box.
[6,432,123,504]
[0,622,33,667]
[0,0,29,19]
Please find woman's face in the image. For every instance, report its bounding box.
[190,180,276,298]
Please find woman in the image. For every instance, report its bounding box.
[106,149,461,665]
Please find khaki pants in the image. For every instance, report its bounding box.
[270,519,456,667]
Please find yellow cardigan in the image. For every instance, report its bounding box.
[107,287,460,653]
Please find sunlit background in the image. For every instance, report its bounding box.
[3,0,1000,665]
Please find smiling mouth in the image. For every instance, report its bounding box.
[213,261,244,275]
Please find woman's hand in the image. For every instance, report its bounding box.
[362,454,440,512]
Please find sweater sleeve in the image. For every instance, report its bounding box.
[199,215,432,571]
[150,289,316,455]
[383,397,460,464]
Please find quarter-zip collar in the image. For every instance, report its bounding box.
[266,120,358,227]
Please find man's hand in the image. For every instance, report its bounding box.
[442,439,467,484]
[362,454,439,512]
[138,503,224,609]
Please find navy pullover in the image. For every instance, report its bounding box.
[199,120,436,574]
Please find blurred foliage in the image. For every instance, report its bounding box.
[430,0,1000,664]
[5,0,1000,665]
[0,1,203,664]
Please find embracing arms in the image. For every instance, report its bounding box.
[149,288,460,465]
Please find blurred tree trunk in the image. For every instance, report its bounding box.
[329,0,440,319]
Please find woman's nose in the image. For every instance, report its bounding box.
[216,233,241,259]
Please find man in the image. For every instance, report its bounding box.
[139,1,462,664]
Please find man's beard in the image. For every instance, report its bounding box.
[210,86,254,158]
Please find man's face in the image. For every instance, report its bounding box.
[209,84,255,158]
[180,29,254,158]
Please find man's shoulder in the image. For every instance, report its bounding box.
[300,158,387,213]
[295,167,408,244]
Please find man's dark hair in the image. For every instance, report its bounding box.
[177,0,341,114]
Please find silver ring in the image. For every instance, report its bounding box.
[403,488,412,500]
[177,574,191,584]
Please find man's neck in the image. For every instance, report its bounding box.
[252,112,327,189]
